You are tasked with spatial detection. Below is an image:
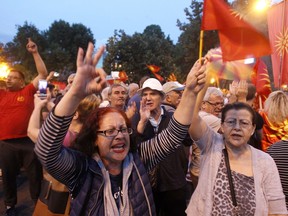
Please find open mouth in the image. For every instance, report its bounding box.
[111,144,126,153]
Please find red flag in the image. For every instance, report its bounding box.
[152,73,164,82]
[251,58,272,108]
[147,65,160,73]
[147,64,164,82]
[267,1,288,88]
[201,0,271,61]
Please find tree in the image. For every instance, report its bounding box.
[175,0,219,81]
[103,25,175,83]
[2,22,46,82]
[44,20,95,81]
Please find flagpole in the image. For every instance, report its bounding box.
[199,30,204,59]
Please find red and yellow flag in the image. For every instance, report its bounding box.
[201,0,271,61]
[251,58,272,108]
[147,65,164,82]
[267,1,288,88]
[146,65,160,73]
[260,111,288,151]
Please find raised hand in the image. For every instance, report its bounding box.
[236,80,248,100]
[139,98,150,123]
[26,38,38,54]
[229,80,238,96]
[126,101,137,120]
[185,58,207,94]
[69,43,107,99]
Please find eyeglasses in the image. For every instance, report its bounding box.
[205,101,224,107]
[224,119,252,129]
[97,128,133,137]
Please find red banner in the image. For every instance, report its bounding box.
[267,1,288,88]
[251,58,272,109]
[201,0,271,61]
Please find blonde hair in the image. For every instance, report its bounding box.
[264,90,288,124]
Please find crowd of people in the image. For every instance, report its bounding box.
[0,39,288,216]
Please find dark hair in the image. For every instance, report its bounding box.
[47,83,55,91]
[72,107,135,157]
[139,76,150,88]
[246,83,256,101]
[221,102,257,125]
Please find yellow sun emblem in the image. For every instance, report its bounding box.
[275,28,288,56]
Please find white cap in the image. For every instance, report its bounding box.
[162,81,185,94]
[137,78,164,95]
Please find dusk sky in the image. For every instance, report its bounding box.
[0,0,191,46]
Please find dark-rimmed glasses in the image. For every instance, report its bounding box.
[205,101,224,107]
[97,128,133,137]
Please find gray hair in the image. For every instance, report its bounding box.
[203,87,223,101]
[108,83,128,96]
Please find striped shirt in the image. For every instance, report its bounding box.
[35,110,189,193]
[267,140,288,209]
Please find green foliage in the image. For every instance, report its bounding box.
[1,20,94,82]
[44,20,95,81]
[175,0,219,81]
[2,22,46,82]
[1,0,228,84]
[103,25,176,83]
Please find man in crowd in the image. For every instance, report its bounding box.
[199,87,224,132]
[162,81,185,112]
[135,78,189,216]
[0,38,47,216]
[127,82,139,100]
[108,83,128,110]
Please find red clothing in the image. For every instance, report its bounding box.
[0,83,36,140]
[259,111,288,152]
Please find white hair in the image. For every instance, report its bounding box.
[203,87,223,101]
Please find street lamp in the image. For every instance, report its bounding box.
[254,0,270,12]
[0,62,10,80]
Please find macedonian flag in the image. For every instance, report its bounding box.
[267,1,288,88]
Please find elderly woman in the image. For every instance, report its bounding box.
[35,43,207,216]
[186,84,288,215]
[259,90,288,151]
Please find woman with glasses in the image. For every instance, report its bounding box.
[35,42,207,216]
[186,87,287,215]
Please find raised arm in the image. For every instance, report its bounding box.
[27,93,49,143]
[188,59,217,141]
[54,43,106,117]
[26,38,48,88]
[28,89,54,143]
[173,58,207,125]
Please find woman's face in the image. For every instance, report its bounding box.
[96,112,130,169]
[221,109,256,148]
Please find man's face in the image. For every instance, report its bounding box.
[108,86,127,109]
[142,89,163,112]
[203,94,224,117]
[165,90,182,107]
[6,71,24,91]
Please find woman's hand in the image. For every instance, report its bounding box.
[69,43,107,100]
[185,58,207,94]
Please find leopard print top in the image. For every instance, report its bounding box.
[211,154,256,215]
